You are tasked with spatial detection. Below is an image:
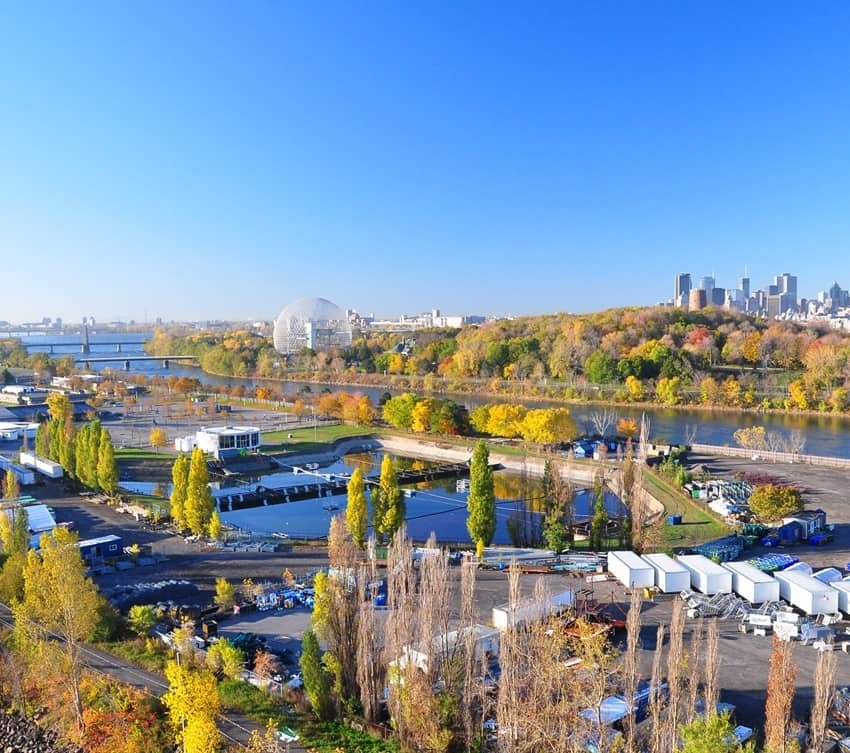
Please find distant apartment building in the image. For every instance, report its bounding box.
[675,268,802,317]
[674,273,692,307]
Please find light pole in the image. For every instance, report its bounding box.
[310,406,317,442]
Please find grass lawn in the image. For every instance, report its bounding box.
[262,424,373,453]
[301,722,400,753]
[115,448,172,460]
[219,678,292,726]
[642,471,729,548]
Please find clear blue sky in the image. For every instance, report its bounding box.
[3,1,850,323]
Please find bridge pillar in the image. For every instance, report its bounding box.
[123,360,131,371]
[81,322,91,354]
[116,343,122,353]
[162,359,170,369]
[48,345,53,354]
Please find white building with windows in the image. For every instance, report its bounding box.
[194,426,261,459]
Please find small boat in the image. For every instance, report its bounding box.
[403,489,416,498]
[272,531,290,539]
[322,504,339,513]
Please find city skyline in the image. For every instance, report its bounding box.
[3,3,850,321]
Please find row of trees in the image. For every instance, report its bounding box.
[34,394,118,494]
[344,455,406,547]
[470,402,578,443]
[169,449,221,538]
[381,392,470,435]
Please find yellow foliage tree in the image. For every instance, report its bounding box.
[411,398,434,433]
[163,661,221,753]
[149,427,168,452]
[485,404,527,438]
[519,408,577,444]
[624,375,644,401]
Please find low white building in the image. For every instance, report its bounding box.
[176,426,261,459]
[1,503,57,549]
[396,624,500,673]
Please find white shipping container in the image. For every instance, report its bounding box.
[607,551,654,589]
[774,570,839,615]
[830,581,850,615]
[813,568,842,584]
[676,554,733,595]
[19,451,64,479]
[492,590,573,631]
[642,553,690,593]
[722,561,780,604]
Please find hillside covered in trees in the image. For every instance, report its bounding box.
[145,307,850,413]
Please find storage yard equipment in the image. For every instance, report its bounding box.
[693,536,745,563]
[774,569,839,615]
[642,553,690,593]
[782,510,827,540]
[677,554,733,595]
[0,456,35,485]
[748,553,798,573]
[492,589,573,631]
[723,561,780,604]
[831,581,850,616]
[607,551,654,589]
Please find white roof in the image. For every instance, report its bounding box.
[677,554,729,576]
[78,534,123,547]
[198,426,260,436]
[723,561,776,583]
[774,569,836,593]
[581,696,630,725]
[642,553,688,574]
[609,551,652,570]
[23,504,56,533]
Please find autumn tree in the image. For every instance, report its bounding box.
[467,440,495,557]
[169,454,190,530]
[589,472,609,550]
[345,467,368,549]
[541,459,573,553]
[206,637,245,679]
[764,636,797,753]
[680,712,741,753]
[162,661,221,753]
[14,528,101,731]
[149,427,168,452]
[748,485,803,523]
[184,447,215,536]
[733,425,767,451]
[208,511,224,541]
[214,577,236,611]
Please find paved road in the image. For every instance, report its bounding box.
[0,603,305,751]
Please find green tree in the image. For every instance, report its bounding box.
[467,440,496,557]
[46,392,73,424]
[2,468,19,503]
[589,472,609,550]
[86,419,103,489]
[74,423,89,484]
[35,421,50,457]
[345,467,368,549]
[748,485,803,523]
[96,429,118,494]
[184,448,214,536]
[375,455,403,543]
[169,454,190,530]
[584,350,618,384]
[214,577,236,611]
[128,604,157,637]
[680,712,743,753]
[300,629,334,720]
[206,638,245,679]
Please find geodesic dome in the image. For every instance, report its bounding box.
[272,297,352,355]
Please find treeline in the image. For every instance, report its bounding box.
[0,338,76,382]
[34,393,118,493]
[146,307,850,414]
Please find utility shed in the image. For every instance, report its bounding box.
[774,569,839,615]
[607,551,654,589]
[830,581,850,616]
[642,553,690,593]
[78,534,123,562]
[722,561,780,604]
[676,554,732,595]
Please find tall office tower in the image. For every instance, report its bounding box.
[674,273,692,306]
[699,276,715,291]
[740,277,750,299]
[711,287,726,306]
[779,273,797,299]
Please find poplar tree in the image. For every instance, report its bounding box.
[208,510,224,541]
[35,422,50,457]
[86,420,103,489]
[162,661,221,753]
[96,429,118,494]
[376,455,403,542]
[74,424,89,484]
[466,440,495,557]
[185,448,214,536]
[589,472,609,550]
[345,467,368,549]
[170,454,190,530]
[300,629,334,720]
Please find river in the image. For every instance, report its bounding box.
[21,334,850,458]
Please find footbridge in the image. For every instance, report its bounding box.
[74,355,197,370]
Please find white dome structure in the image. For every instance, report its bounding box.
[272,297,352,355]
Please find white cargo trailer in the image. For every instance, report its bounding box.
[830,581,850,615]
[676,554,733,595]
[813,568,842,585]
[492,589,573,631]
[774,569,839,615]
[642,553,690,593]
[19,451,64,479]
[607,551,654,589]
[722,561,780,604]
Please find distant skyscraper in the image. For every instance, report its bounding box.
[674,273,692,305]
[779,272,797,300]
[699,276,715,292]
[740,277,750,299]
